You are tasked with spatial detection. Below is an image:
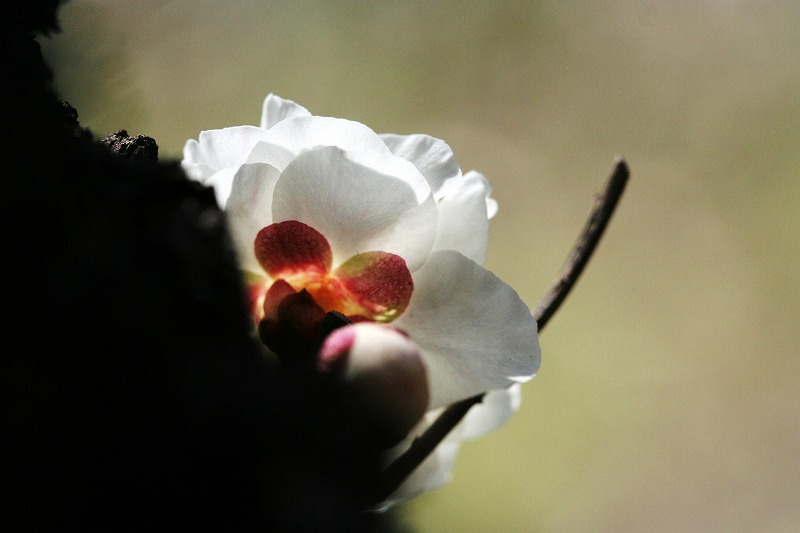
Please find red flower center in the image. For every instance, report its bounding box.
[251,220,413,323]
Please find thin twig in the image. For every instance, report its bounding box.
[533,157,629,328]
[373,157,630,504]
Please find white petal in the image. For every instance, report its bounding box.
[458,384,522,440]
[271,146,437,272]
[244,140,300,173]
[432,170,493,264]
[380,133,463,200]
[259,93,311,129]
[180,156,214,183]
[224,163,281,273]
[465,170,498,219]
[204,168,238,208]
[182,139,210,181]
[378,441,461,510]
[377,409,462,510]
[376,384,521,509]
[266,116,393,159]
[394,250,540,409]
[181,126,270,182]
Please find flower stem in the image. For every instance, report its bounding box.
[373,157,630,504]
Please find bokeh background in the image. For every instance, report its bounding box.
[40,1,799,531]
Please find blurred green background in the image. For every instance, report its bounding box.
[41,1,800,531]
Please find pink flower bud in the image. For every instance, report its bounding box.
[319,323,429,445]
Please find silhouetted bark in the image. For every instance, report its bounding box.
[3,2,392,530]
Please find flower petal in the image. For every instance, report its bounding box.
[465,170,498,219]
[181,126,270,182]
[259,93,311,129]
[377,408,462,510]
[271,146,437,272]
[432,170,493,264]
[377,384,521,509]
[333,252,413,322]
[380,133,463,200]
[244,140,302,173]
[225,163,281,272]
[266,115,394,159]
[254,220,332,279]
[457,384,522,440]
[203,168,238,208]
[394,250,540,409]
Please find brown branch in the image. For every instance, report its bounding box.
[533,156,629,328]
[372,157,630,505]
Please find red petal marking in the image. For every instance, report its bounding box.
[254,221,332,279]
[250,221,412,324]
[332,252,413,323]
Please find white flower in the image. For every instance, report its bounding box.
[182,93,541,504]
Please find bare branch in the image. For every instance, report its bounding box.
[533,157,629,327]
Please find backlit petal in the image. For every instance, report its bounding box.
[432,170,492,264]
[394,250,540,409]
[260,93,311,129]
[378,384,522,509]
[244,140,301,173]
[458,384,522,440]
[204,168,237,208]
[464,170,498,219]
[181,125,270,182]
[377,409,461,510]
[271,146,437,271]
[225,163,281,272]
[380,133,463,200]
[266,115,393,159]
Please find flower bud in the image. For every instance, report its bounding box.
[319,323,429,446]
